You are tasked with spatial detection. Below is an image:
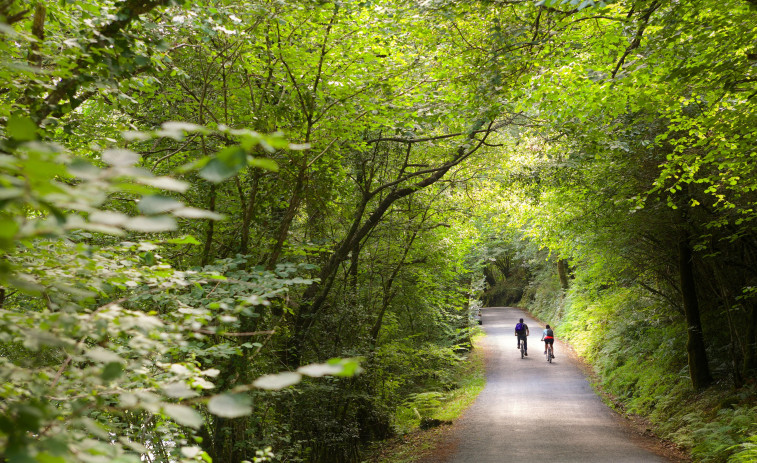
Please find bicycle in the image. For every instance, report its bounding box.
[546,343,553,363]
[519,338,525,359]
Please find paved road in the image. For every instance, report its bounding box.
[437,307,670,463]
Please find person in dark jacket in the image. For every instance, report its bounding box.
[515,318,529,356]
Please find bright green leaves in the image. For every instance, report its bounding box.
[535,0,608,9]
[102,148,140,167]
[196,142,281,183]
[196,144,280,182]
[162,404,204,429]
[247,157,279,172]
[199,146,247,182]
[0,122,292,461]
[166,235,201,245]
[101,362,125,382]
[138,195,184,214]
[136,122,288,183]
[251,372,302,390]
[207,393,252,418]
[126,215,178,232]
[6,115,37,141]
[0,219,19,250]
[250,358,363,390]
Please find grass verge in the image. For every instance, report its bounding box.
[362,331,487,463]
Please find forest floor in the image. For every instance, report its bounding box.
[367,307,690,463]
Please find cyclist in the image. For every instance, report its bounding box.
[515,318,529,356]
[542,324,555,358]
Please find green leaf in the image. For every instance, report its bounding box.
[102,149,141,167]
[207,393,252,418]
[159,121,207,139]
[252,372,302,390]
[180,447,203,459]
[40,436,69,456]
[125,216,177,232]
[101,362,124,381]
[248,157,279,172]
[35,453,66,463]
[171,207,224,220]
[199,146,247,182]
[162,404,203,429]
[7,453,37,463]
[86,347,123,363]
[141,251,155,265]
[0,187,23,200]
[199,158,238,183]
[297,362,345,378]
[326,358,363,377]
[162,382,199,399]
[7,115,37,141]
[288,143,311,151]
[138,195,183,214]
[166,235,201,245]
[0,220,19,241]
[89,211,129,227]
[137,176,189,193]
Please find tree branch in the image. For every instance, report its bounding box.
[611,0,661,78]
[34,0,171,122]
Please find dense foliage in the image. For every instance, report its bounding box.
[1,0,756,461]
[484,0,757,461]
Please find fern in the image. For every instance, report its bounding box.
[728,435,757,462]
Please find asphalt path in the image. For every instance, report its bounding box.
[436,307,671,463]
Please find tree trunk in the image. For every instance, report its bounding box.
[266,165,306,269]
[27,3,45,67]
[239,172,260,255]
[744,302,757,377]
[201,184,217,266]
[678,233,713,390]
[557,258,570,291]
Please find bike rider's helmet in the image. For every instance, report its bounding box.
[546,324,551,329]
[519,318,524,323]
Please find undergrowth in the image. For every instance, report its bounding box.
[363,331,487,462]
[392,330,486,433]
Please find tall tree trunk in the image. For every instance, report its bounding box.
[27,2,45,67]
[266,163,306,270]
[678,232,713,390]
[706,264,747,387]
[739,235,757,378]
[347,241,360,296]
[239,172,260,255]
[201,184,217,266]
[744,302,757,377]
[557,258,570,291]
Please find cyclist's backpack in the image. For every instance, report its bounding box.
[515,322,524,333]
[546,328,554,337]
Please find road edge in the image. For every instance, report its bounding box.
[518,305,691,463]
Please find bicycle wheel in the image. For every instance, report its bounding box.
[547,345,552,363]
[520,340,525,359]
